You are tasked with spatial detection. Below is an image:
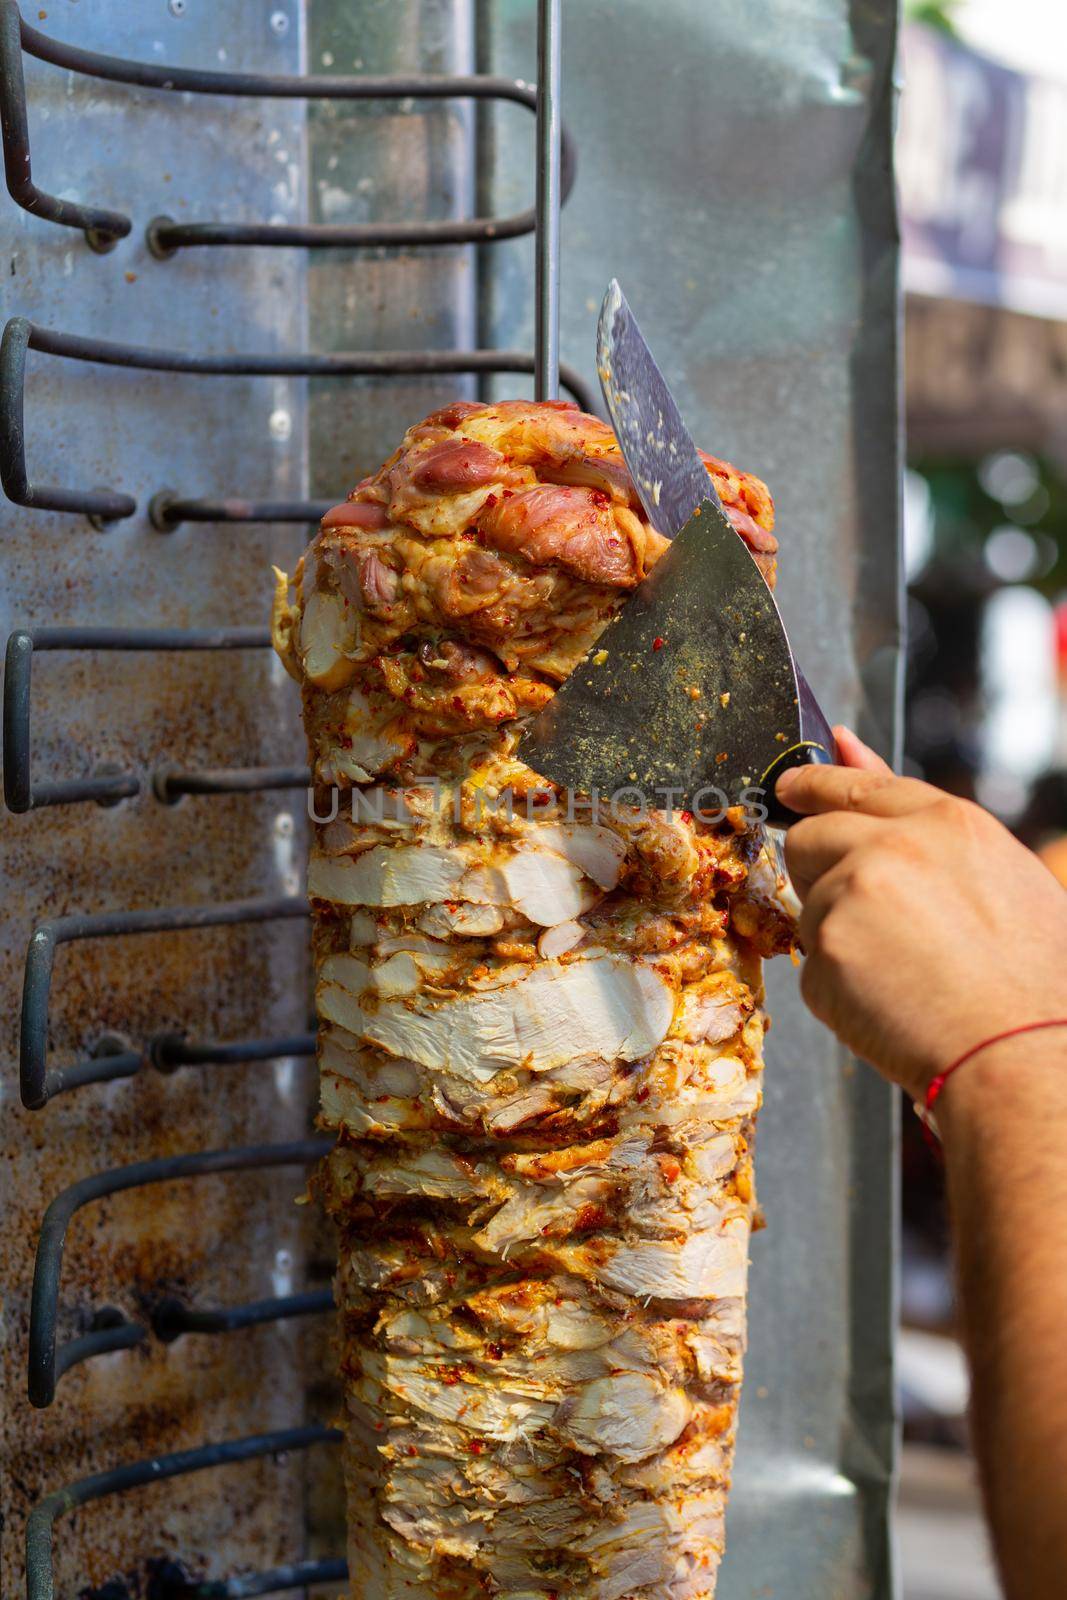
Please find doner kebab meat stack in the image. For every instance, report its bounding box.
[272,398,797,1600]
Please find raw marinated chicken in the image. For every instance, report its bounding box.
[273,398,795,1600]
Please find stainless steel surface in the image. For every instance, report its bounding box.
[534,0,561,399]
[480,2,902,1596]
[1,4,312,1596]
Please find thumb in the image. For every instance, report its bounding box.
[833,725,893,775]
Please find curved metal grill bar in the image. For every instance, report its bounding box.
[28,1139,333,1407]
[24,1424,343,1600]
[2,2,577,252]
[0,319,597,525]
[18,890,310,1108]
[3,626,294,815]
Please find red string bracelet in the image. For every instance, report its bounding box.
[919,1019,1067,1149]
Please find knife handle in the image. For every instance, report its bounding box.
[759,741,833,828]
[757,664,839,826]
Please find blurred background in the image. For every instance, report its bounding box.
[896,2,1067,1594]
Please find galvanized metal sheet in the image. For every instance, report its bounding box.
[480,4,902,1597]
[0,4,313,1595]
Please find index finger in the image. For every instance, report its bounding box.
[775,762,942,819]
[832,724,893,776]
[784,809,880,901]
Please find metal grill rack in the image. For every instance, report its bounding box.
[6,1,570,1594]
[0,321,592,529]
[0,1,572,259]
[29,1140,332,1409]
[3,628,304,812]
[18,893,311,1107]
[26,1427,345,1600]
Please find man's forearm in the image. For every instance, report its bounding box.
[775,744,1067,1593]
[939,1029,1067,1600]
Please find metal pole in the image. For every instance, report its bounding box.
[534,0,561,400]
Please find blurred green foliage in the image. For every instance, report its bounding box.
[911,454,1067,595]
[903,0,960,35]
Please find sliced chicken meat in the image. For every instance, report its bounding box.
[275,398,797,1600]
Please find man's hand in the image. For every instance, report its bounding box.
[777,728,1067,1103]
[780,730,1067,1600]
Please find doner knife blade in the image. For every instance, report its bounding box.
[518,281,837,826]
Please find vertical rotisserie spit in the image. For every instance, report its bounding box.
[273,398,796,1599]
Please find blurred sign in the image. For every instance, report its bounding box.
[905,297,1067,453]
[899,24,1067,319]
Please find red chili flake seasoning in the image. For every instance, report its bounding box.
[635,1086,651,1103]
[483,493,498,509]
[407,1445,418,1457]
[467,1439,487,1455]
[679,809,693,824]
[652,637,665,651]
[485,1342,504,1360]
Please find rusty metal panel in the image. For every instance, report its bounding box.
[1,4,314,1595]
[307,0,478,492]
[480,3,902,1597]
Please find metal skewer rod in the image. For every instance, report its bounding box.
[534,0,562,400]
